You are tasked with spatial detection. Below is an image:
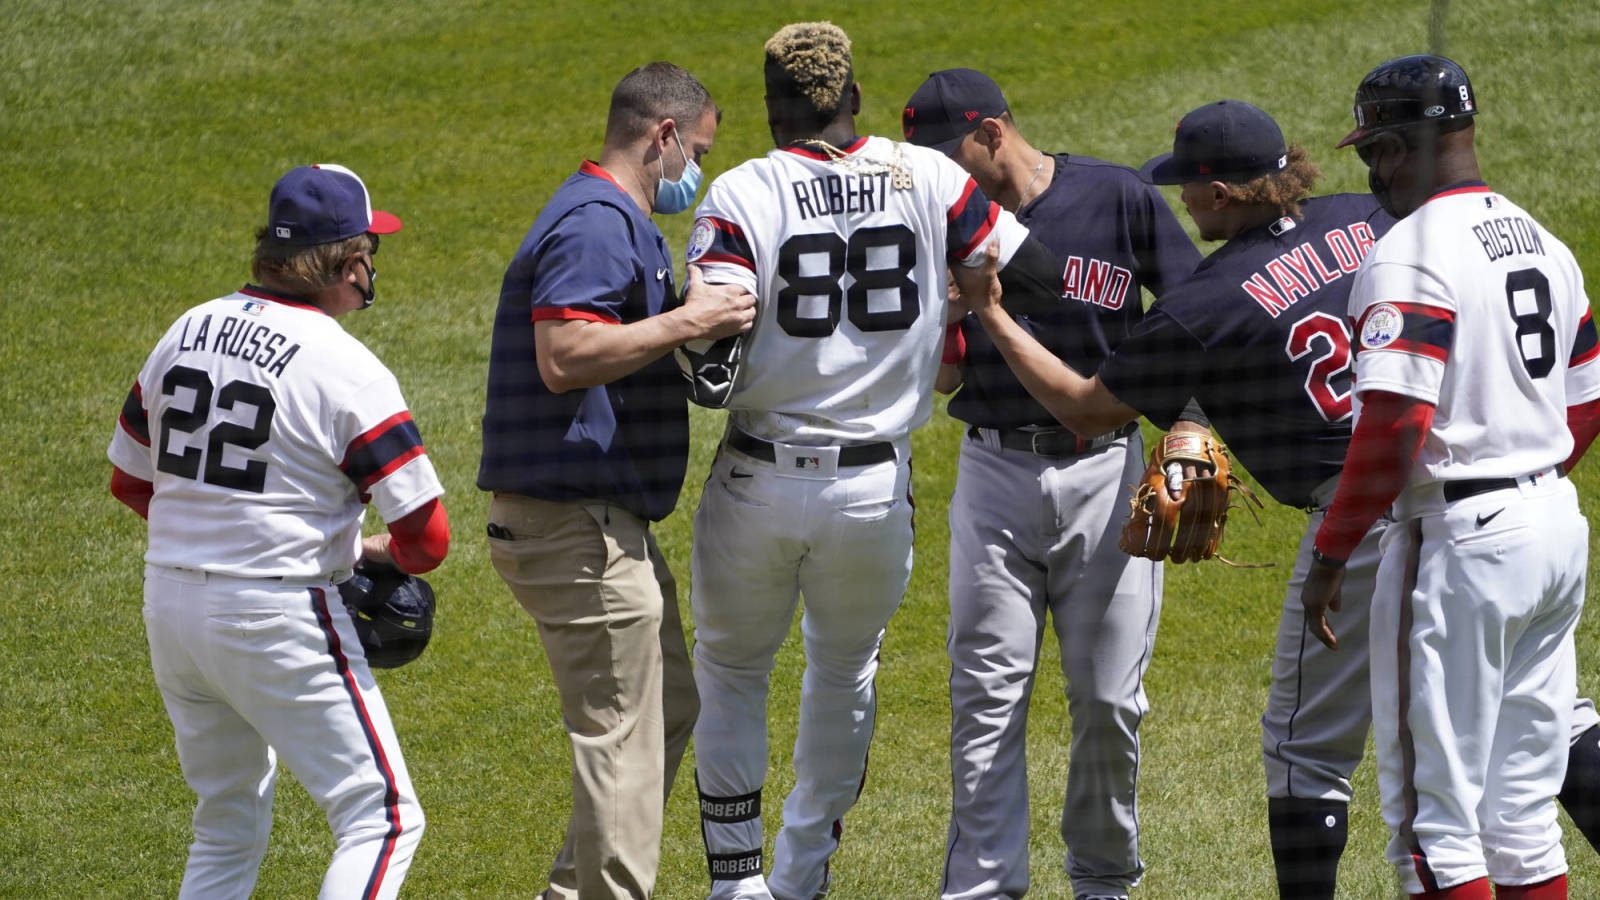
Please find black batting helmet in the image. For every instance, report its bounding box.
[1337,54,1477,148]
[338,561,436,669]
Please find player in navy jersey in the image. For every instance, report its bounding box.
[904,68,1200,900]
[958,100,1395,898]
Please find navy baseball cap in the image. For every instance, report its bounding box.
[903,68,1008,154]
[266,163,402,247]
[1140,100,1288,185]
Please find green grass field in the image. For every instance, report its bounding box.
[5,1,1599,896]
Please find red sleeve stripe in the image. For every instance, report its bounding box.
[953,202,1000,261]
[1571,310,1599,367]
[1357,302,1455,364]
[119,382,151,447]
[341,411,427,491]
[701,217,755,270]
[530,307,620,325]
[946,178,979,223]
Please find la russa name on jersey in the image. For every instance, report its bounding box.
[172,307,302,378]
[1239,218,1379,319]
[789,171,892,221]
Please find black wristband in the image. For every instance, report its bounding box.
[1311,546,1346,569]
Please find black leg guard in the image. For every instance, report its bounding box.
[1559,724,1600,853]
[1268,797,1348,900]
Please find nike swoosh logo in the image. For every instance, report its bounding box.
[656,268,668,280]
[730,467,753,479]
[1476,508,1505,528]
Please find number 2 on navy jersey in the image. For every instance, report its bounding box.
[1285,311,1354,422]
[156,364,276,492]
[775,224,918,337]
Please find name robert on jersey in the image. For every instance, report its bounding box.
[175,312,301,376]
[790,172,891,220]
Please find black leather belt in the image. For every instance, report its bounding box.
[1442,467,1565,503]
[727,429,896,467]
[971,421,1137,458]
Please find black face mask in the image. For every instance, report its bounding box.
[357,259,377,309]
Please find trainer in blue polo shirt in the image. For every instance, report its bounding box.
[477,62,754,900]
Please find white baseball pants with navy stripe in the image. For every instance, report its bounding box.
[143,564,423,900]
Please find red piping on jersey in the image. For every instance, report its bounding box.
[697,251,755,271]
[119,381,151,447]
[1424,182,1491,205]
[311,589,403,899]
[1356,302,1454,364]
[1571,311,1599,367]
[240,285,326,315]
[530,307,621,325]
[954,203,1000,261]
[579,160,627,193]
[947,179,979,223]
[780,136,869,159]
[342,411,427,491]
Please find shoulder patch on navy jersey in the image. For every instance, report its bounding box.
[1359,303,1404,350]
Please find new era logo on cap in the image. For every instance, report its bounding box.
[902,68,1009,155]
[266,163,402,247]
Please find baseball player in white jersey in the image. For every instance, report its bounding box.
[108,164,450,899]
[1302,57,1600,899]
[682,24,1069,900]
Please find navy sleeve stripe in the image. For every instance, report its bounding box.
[1359,302,1454,364]
[946,179,998,261]
[1572,310,1599,367]
[341,411,427,491]
[705,217,755,270]
[119,382,150,447]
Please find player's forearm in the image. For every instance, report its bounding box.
[535,317,685,393]
[1564,397,1600,473]
[972,307,1138,436]
[385,498,450,574]
[110,466,153,519]
[1314,390,1433,561]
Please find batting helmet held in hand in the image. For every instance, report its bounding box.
[338,561,436,669]
[1337,54,1477,148]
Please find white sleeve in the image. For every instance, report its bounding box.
[686,175,760,296]
[333,374,444,522]
[1349,261,1455,405]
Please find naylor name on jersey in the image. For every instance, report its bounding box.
[790,172,891,221]
[175,313,302,378]
[1241,221,1379,319]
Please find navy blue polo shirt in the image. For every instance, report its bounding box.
[478,161,690,522]
[1100,193,1395,507]
[948,153,1201,430]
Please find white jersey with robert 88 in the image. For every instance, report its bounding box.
[687,135,1026,445]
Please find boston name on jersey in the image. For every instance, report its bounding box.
[1473,212,1546,261]
[172,305,302,377]
[790,171,890,220]
[1241,219,1379,318]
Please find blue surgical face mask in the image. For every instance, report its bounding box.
[653,129,702,215]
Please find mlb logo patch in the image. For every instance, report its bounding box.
[275,226,291,239]
[242,300,267,316]
[795,456,821,470]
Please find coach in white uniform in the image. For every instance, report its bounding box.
[1302,56,1600,900]
[108,164,450,899]
[682,23,1075,900]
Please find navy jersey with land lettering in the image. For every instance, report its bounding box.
[478,161,690,522]
[1101,193,1394,506]
[948,154,1201,429]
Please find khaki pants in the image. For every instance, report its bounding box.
[488,494,699,899]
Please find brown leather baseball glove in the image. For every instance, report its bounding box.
[1119,431,1263,563]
